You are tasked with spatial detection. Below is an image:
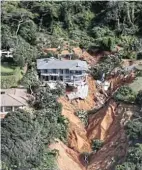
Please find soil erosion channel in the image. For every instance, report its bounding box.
[50,73,135,170]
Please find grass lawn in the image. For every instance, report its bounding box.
[0,64,24,88]
[129,76,142,94]
[0,65,15,74]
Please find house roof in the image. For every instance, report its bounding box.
[1,88,28,107]
[1,94,27,107]
[37,58,88,70]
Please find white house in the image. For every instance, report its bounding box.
[37,58,88,86]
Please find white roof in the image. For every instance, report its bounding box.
[37,58,88,71]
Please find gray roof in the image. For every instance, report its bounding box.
[1,88,28,107]
[37,58,88,70]
[1,94,27,107]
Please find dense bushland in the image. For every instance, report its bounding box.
[1,85,68,170]
[2,1,142,68]
[1,1,142,170]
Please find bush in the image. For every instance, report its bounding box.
[21,68,41,93]
[114,86,136,103]
[92,139,103,152]
[137,52,142,60]
[135,90,142,107]
[1,66,22,88]
[125,120,142,142]
[91,26,114,39]
[75,110,88,126]
[91,54,122,80]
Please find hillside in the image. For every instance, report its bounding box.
[1,1,142,170]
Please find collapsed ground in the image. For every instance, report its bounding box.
[1,1,142,170]
[49,51,141,170]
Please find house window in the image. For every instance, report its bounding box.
[0,107,3,112]
[65,69,69,74]
[60,69,63,74]
[41,69,47,73]
[45,76,49,81]
[53,69,57,73]
[75,70,82,74]
[48,69,52,73]
[51,76,54,80]
[66,76,70,79]
[1,91,5,94]
[14,106,19,111]
[5,106,12,112]
[59,76,63,81]
[70,70,74,74]
[54,76,57,81]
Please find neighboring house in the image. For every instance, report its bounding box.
[37,58,88,86]
[0,89,28,118]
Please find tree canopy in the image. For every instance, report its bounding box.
[1,85,68,170]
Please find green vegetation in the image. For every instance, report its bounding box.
[21,68,41,94]
[116,107,142,170]
[1,1,142,170]
[129,77,142,94]
[75,110,88,126]
[1,65,16,74]
[135,91,142,108]
[91,54,122,80]
[92,139,104,152]
[1,85,68,170]
[2,1,142,63]
[114,86,136,103]
[0,64,23,88]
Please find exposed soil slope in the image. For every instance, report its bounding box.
[51,48,136,170]
[58,76,96,152]
[87,102,137,170]
[50,140,85,170]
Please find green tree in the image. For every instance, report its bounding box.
[76,110,88,126]
[135,90,142,107]
[21,68,41,94]
[125,120,142,142]
[1,110,45,170]
[91,54,122,80]
[114,86,136,103]
[92,139,104,152]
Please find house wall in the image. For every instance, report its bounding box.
[0,106,24,113]
[39,69,87,83]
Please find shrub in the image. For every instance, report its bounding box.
[1,75,17,88]
[137,52,142,60]
[92,139,103,152]
[114,86,136,103]
[76,110,88,126]
[125,120,142,142]
[91,54,122,80]
[21,68,41,93]
[135,90,142,108]
[91,26,114,39]
[1,67,22,88]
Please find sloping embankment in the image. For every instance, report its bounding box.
[51,74,135,170]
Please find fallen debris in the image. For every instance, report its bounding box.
[67,85,88,100]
